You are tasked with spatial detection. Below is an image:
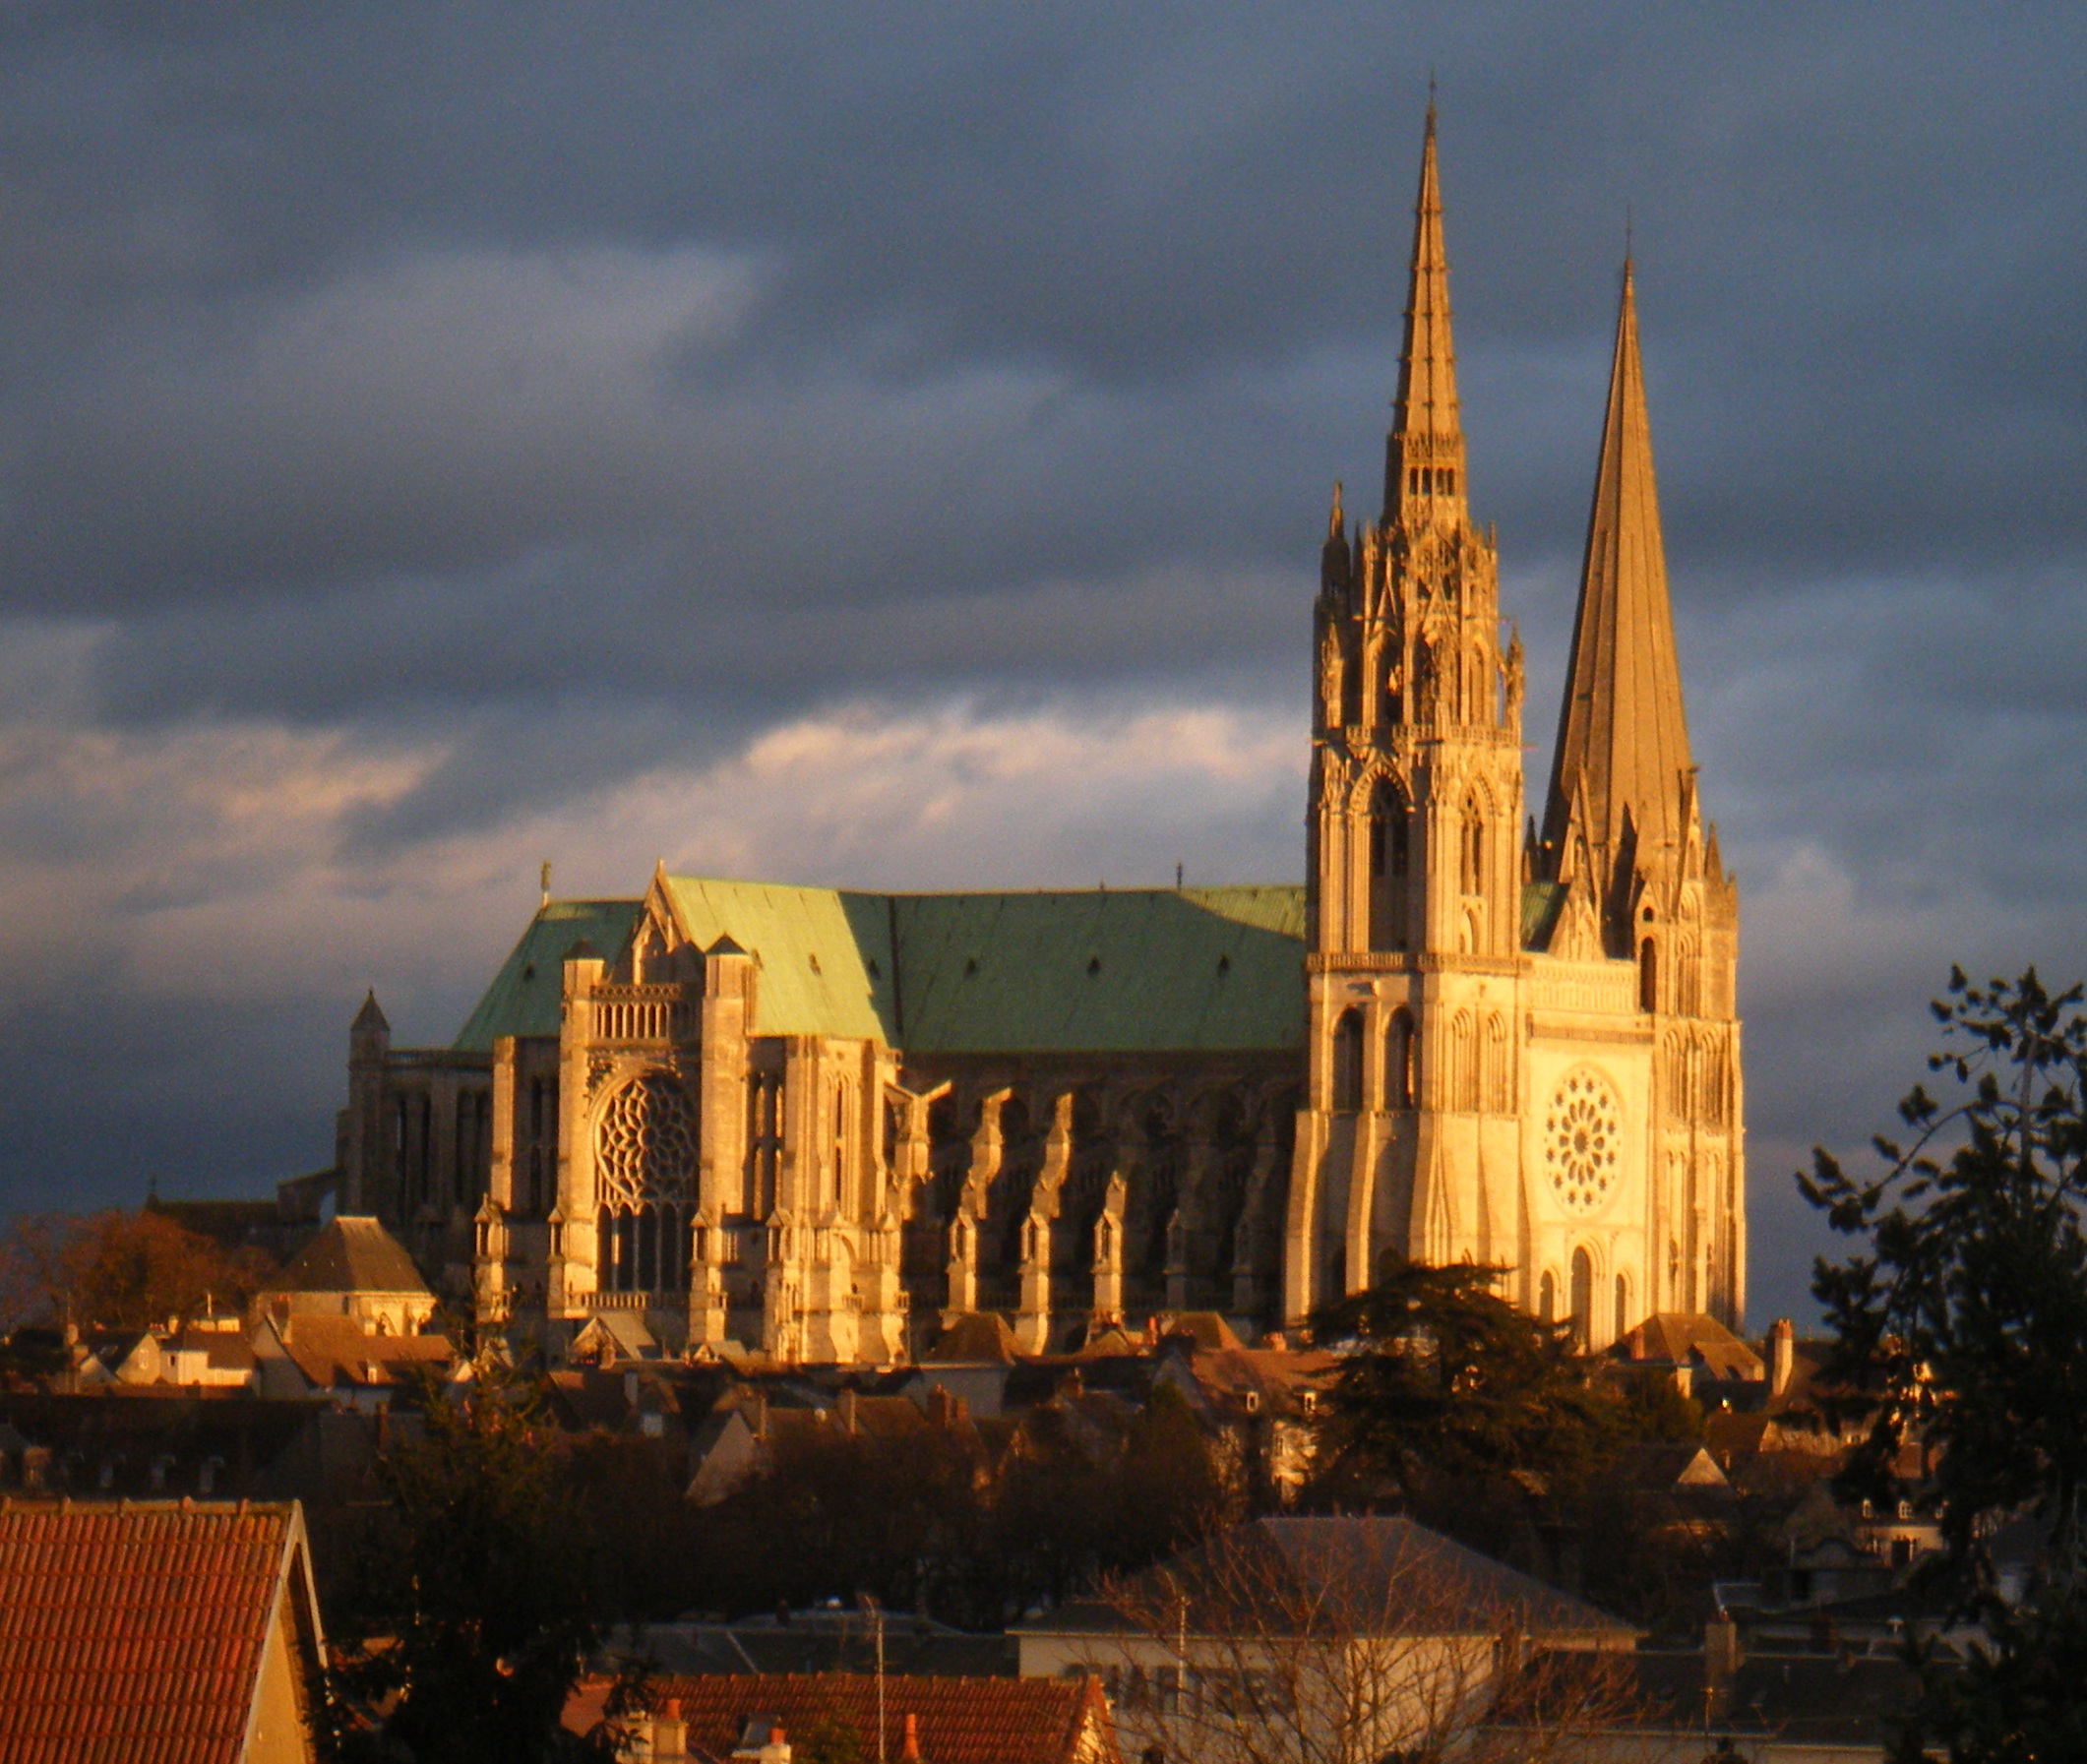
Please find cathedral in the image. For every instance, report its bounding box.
[334,113,1744,1364]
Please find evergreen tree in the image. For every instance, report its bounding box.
[337,1369,623,1762]
[1801,967,2087,1762]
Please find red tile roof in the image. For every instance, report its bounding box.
[0,1497,317,1764]
[568,1672,1120,1764]
[277,1315,454,1389]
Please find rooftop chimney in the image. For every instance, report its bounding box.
[652,1698,687,1762]
[900,1711,922,1762]
[1769,1317,1796,1400]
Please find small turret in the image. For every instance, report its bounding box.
[1320,480,1351,595]
[349,990,391,1062]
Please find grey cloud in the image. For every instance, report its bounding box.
[2,5,2086,1328]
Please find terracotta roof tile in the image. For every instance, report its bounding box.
[277,1316,453,1389]
[569,1672,1119,1764]
[0,1499,304,1764]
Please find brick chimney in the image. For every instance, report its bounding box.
[1768,1317,1796,1400]
[652,1697,687,1762]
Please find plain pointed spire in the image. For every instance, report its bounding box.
[1383,103,1468,521]
[1543,260,1694,863]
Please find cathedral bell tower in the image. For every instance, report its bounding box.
[1288,108,1528,1322]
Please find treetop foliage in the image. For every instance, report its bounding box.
[0,1206,276,1334]
[1308,1258,1668,1507]
[1800,967,2087,1764]
[1800,966,2087,1572]
[335,1364,618,1763]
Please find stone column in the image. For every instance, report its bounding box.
[691,946,753,1351]
[554,951,603,1319]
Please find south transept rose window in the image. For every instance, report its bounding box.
[1543,1065,1623,1212]
[596,1072,698,1205]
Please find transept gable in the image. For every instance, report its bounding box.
[451,895,645,1053]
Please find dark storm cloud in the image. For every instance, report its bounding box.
[2,5,2085,1320]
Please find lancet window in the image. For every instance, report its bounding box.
[744,1073,783,1219]
[1385,1007,1416,1109]
[1569,1247,1594,1350]
[1368,780,1410,951]
[1460,803,1485,895]
[1331,1010,1363,1113]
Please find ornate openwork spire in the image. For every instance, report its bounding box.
[1383,102,1468,524]
[1543,260,1694,866]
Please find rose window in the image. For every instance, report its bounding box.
[595,1072,698,1206]
[1544,1066,1622,1212]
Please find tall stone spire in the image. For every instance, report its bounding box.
[1542,260,1693,867]
[1383,102,1467,525]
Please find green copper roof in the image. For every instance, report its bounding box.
[452,898,645,1052]
[453,882,1306,1055]
[887,886,1305,1054]
[662,877,895,1043]
[454,878,1558,1055]
[1519,880,1566,950]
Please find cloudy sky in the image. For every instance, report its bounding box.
[1,5,2082,1325]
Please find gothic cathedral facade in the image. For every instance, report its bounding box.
[333,114,1744,1362]
[1286,112,1743,1341]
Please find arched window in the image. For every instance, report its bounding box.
[1331,1010,1363,1113]
[1369,781,1409,951]
[831,1081,850,1208]
[1615,1272,1630,1342]
[1461,807,1485,894]
[1538,1270,1557,1321]
[1386,1008,1415,1109]
[1639,938,1658,1012]
[745,1075,782,1218]
[1570,1248,1594,1350]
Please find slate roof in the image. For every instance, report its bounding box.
[1024,1515,1635,1642]
[0,1498,321,1764]
[627,1615,1016,1679]
[568,1672,1118,1764]
[1497,1645,1927,1751]
[273,1215,428,1298]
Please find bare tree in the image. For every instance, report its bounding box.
[1043,1515,1638,1764]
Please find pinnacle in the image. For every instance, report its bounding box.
[1393,111,1461,447]
[1543,261,1694,873]
[1383,104,1468,523]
